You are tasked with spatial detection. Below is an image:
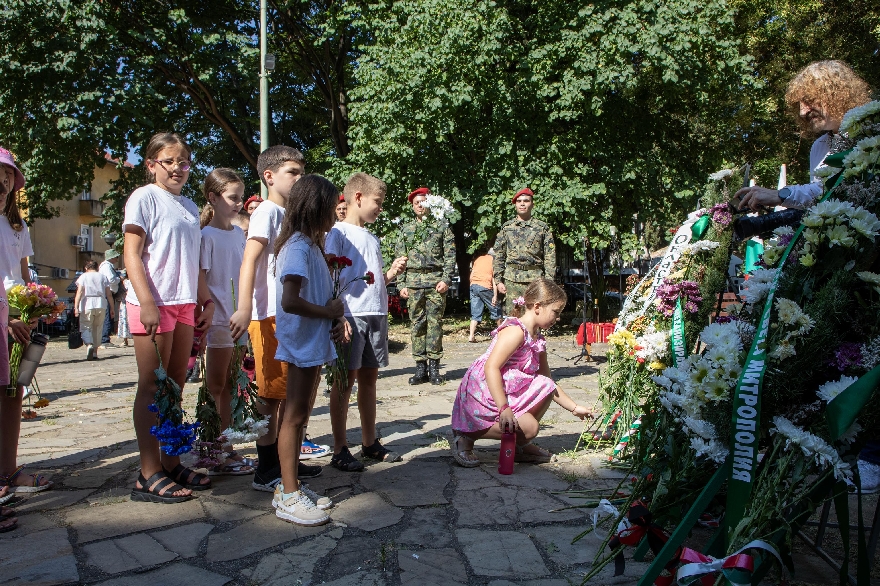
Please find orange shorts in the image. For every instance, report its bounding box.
[248,317,288,400]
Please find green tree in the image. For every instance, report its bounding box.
[334,0,752,291]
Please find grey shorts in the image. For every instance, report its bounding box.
[343,315,389,370]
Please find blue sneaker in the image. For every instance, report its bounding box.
[301,436,330,460]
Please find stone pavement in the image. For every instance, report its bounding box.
[1,327,873,585]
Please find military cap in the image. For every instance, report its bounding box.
[408,187,431,202]
[512,187,534,204]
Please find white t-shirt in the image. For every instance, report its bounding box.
[274,234,336,368]
[325,223,388,316]
[76,271,110,311]
[248,200,285,320]
[99,260,121,294]
[786,133,832,209]
[123,184,201,306]
[200,225,246,325]
[0,217,34,292]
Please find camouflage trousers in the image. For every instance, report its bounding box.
[409,288,447,361]
[502,281,529,316]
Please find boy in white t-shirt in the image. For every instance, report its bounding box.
[229,146,325,490]
[325,173,408,471]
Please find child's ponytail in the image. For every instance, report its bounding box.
[200,204,214,228]
[515,279,567,317]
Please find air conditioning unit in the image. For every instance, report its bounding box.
[70,235,87,248]
[51,267,70,279]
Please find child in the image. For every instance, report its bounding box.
[125,132,214,503]
[229,146,326,492]
[450,279,592,467]
[326,173,408,470]
[273,174,345,525]
[0,148,50,532]
[117,272,132,346]
[198,168,254,476]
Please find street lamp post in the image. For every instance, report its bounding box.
[259,0,270,199]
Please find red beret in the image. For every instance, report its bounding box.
[339,194,346,202]
[244,195,263,210]
[512,188,534,204]
[408,187,431,203]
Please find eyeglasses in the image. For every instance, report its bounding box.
[150,158,192,172]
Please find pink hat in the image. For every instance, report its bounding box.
[0,148,25,194]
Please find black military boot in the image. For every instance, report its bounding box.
[409,361,429,385]
[428,359,444,385]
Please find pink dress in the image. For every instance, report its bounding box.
[452,318,556,433]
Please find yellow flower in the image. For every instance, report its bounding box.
[799,253,816,267]
[649,361,666,370]
[34,398,50,408]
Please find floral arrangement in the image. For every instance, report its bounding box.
[422,194,461,225]
[579,102,880,582]
[148,342,199,456]
[6,283,65,396]
[326,254,375,393]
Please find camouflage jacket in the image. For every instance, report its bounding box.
[493,217,556,284]
[394,218,456,289]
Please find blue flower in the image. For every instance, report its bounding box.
[147,404,159,413]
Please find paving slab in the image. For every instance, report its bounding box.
[331,491,404,532]
[0,527,79,586]
[94,562,231,586]
[397,507,452,547]
[205,510,326,562]
[319,570,389,586]
[454,486,583,525]
[12,489,95,512]
[456,528,550,578]
[66,497,205,543]
[452,465,502,490]
[360,460,449,506]
[530,524,593,566]
[83,533,178,573]
[0,512,60,537]
[322,536,382,582]
[151,522,215,558]
[398,548,468,586]
[240,532,341,585]
[201,498,265,522]
[484,463,571,490]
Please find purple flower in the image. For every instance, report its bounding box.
[655,279,703,316]
[829,342,863,372]
[710,203,732,226]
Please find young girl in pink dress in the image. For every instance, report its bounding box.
[451,279,593,467]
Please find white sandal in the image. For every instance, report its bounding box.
[450,433,481,468]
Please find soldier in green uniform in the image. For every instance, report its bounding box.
[494,188,557,315]
[395,187,457,385]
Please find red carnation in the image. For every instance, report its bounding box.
[364,271,375,285]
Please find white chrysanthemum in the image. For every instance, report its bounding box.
[775,298,801,325]
[690,437,729,464]
[816,375,858,402]
[768,417,853,484]
[685,240,721,254]
[839,421,863,445]
[857,271,880,294]
[708,169,734,181]
[652,375,673,389]
[861,336,880,370]
[840,100,880,138]
[741,270,777,305]
[635,331,670,363]
[683,417,716,440]
[769,341,796,362]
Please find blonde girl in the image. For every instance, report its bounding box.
[198,168,254,475]
[125,133,214,503]
[450,279,593,467]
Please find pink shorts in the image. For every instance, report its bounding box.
[127,303,197,335]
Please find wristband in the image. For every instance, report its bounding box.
[202,299,214,309]
[498,403,510,413]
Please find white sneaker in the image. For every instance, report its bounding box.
[857,459,880,494]
[274,489,330,526]
[273,483,333,510]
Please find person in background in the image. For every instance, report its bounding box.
[244,195,263,216]
[75,260,114,360]
[99,249,123,347]
[335,194,347,222]
[469,246,502,342]
[232,210,250,238]
[117,270,132,347]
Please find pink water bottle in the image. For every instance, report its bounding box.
[498,432,516,475]
[187,334,201,371]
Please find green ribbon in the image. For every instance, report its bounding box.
[691,215,711,240]
[826,362,880,440]
[742,240,764,275]
[723,170,846,546]
[821,149,852,170]
[670,297,686,367]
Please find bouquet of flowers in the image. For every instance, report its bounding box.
[148,342,199,456]
[6,283,65,396]
[404,194,460,252]
[326,254,375,394]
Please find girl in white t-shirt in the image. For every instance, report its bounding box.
[0,148,50,528]
[271,175,347,526]
[198,168,254,475]
[124,133,214,504]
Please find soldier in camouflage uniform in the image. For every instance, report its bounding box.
[494,188,557,315]
[394,187,457,385]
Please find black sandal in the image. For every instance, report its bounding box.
[130,471,193,504]
[165,464,212,491]
[362,439,402,463]
[330,446,365,472]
